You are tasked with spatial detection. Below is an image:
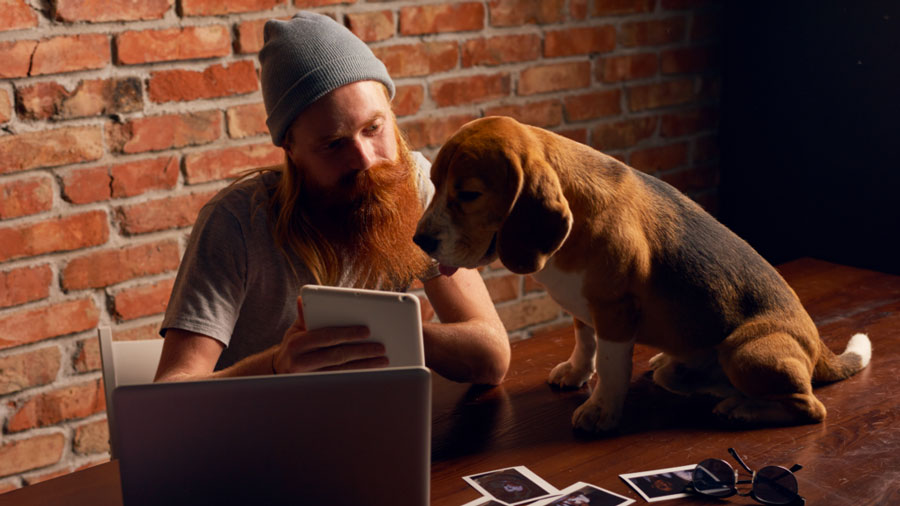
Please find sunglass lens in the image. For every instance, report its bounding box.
[693,458,735,497]
[754,466,799,504]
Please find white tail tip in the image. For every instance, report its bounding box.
[844,333,872,369]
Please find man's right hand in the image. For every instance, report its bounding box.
[271,296,389,374]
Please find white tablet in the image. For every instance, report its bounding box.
[300,285,425,368]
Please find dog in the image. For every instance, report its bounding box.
[413,116,872,432]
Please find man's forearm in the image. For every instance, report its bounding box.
[422,319,510,385]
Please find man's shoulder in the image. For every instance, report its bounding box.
[206,171,278,215]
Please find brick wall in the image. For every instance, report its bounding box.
[0,0,722,489]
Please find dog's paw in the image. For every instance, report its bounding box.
[548,360,593,389]
[648,352,668,370]
[572,401,621,432]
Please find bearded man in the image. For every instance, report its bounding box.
[155,12,510,384]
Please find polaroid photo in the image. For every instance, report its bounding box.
[618,464,696,502]
[463,466,560,506]
[459,498,508,506]
[528,482,635,506]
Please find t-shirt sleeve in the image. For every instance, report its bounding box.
[160,201,248,347]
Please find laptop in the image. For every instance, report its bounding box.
[112,367,431,506]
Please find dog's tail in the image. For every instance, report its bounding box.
[812,333,872,383]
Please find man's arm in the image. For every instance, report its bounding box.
[155,298,388,382]
[422,268,511,385]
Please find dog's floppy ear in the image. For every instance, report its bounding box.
[497,157,572,274]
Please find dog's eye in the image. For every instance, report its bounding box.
[456,190,482,203]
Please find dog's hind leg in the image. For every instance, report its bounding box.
[548,318,596,388]
[650,350,736,398]
[715,330,826,425]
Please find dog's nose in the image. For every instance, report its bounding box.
[413,233,439,254]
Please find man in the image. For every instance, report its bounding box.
[154,12,510,384]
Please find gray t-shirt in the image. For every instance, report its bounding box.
[161,153,436,370]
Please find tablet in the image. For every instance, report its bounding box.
[300,285,425,368]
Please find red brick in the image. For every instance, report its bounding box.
[148,61,258,103]
[557,128,588,145]
[62,240,181,291]
[622,17,687,47]
[54,0,171,22]
[489,0,564,26]
[0,0,38,31]
[392,85,424,117]
[630,142,688,173]
[591,116,657,151]
[73,335,101,373]
[544,25,615,58]
[373,41,458,78]
[693,135,719,163]
[111,156,180,198]
[226,103,269,139]
[106,111,222,154]
[184,143,282,184]
[346,10,394,42]
[628,78,695,111]
[16,78,142,120]
[115,25,231,65]
[661,106,718,137]
[518,61,591,96]
[7,380,105,432]
[30,34,110,76]
[0,434,65,479]
[660,164,719,194]
[0,89,11,123]
[399,114,478,150]
[0,210,109,263]
[484,274,519,303]
[235,18,267,54]
[661,46,718,74]
[116,191,217,235]
[0,347,61,395]
[0,126,103,174]
[113,278,175,320]
[484,100,563,128]
[591,0,654,16]
[0,298,100,350]
[691,11,722,42]
[0,175,53,219]
[0,264,52,309]
[462,34,540,67]
[61,166,111,205]
[73,419,110,455]
[599,52,658,82]
[571,0,588,19]
[400,2,484,35]
[524,275,543,294]
[293,0,348,6]
[496,294,560,331]
[430,73,510,107]
[181,0,282,16]
[564,89,621,122]
[0,40,37,78]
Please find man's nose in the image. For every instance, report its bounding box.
[349,137,378,171]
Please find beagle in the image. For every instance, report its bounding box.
[414,116,872,432]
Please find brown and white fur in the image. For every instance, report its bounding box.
[414,116,871,432]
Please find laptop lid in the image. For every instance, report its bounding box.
[112,367,431,506]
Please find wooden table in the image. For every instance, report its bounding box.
[3,259,898,505]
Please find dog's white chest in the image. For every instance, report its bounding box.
[532,262,593,325]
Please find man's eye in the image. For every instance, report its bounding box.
[457,190,481,203]
[365,123,381,134]
[325,139,343,150]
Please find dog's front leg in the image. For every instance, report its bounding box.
[548,318,596,388]
[572,337,635,432]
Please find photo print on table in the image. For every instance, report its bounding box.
[529,481,635,506]
[463,466,560,505]
[618,464,696,502]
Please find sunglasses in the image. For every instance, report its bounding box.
[691,448,805,505]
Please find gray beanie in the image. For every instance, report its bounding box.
[259,11,395,147]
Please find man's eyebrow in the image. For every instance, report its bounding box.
[313,111,387,144]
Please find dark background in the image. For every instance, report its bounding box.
[718,2,900,275]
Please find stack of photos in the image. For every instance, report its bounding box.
[460,466,635,506]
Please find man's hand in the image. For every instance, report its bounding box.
[272,296,390,374]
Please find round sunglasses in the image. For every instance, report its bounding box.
[691,448,805,505]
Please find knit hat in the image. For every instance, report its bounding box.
[259,12,395,147]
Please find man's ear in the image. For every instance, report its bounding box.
[496,159,572,274]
